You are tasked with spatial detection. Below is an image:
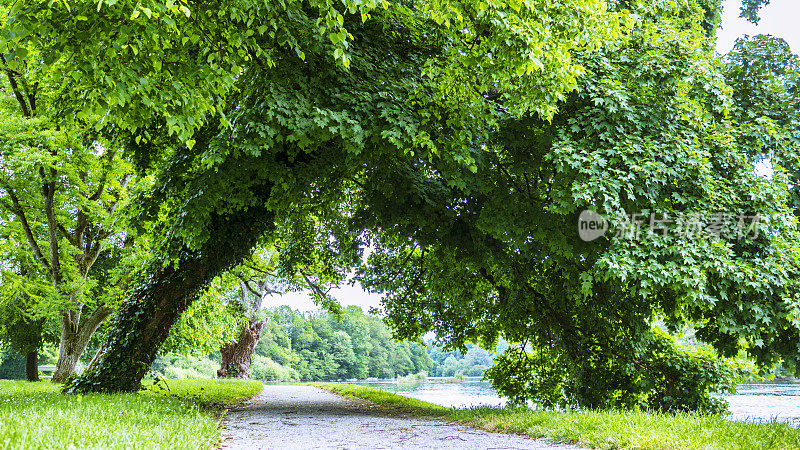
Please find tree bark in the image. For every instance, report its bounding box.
[25,351,39,382]
[218,319,268,379]
[65,177,276,393]
[51,306,113,383]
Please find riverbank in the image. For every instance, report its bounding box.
[0,379,262,449]
[317,383,800,449]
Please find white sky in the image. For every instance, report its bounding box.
[716,0,800,54]
[262,281,382,313]
[270,0,799,313]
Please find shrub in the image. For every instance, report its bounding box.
[150,354,217,379]
[251,355,299,381]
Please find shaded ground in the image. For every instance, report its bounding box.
[221,384,579,449]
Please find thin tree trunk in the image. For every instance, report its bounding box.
[218,319,268,379]
[65,177,276,393]
[25,351,39,382]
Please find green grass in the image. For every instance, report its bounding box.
[0,378,263,450]
[316,383,800,450]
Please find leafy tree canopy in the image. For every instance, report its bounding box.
[739,0,770,24]
[353,0,800,412]
[58,0,800,414]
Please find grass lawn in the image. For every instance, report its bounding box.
[0,378,262,449]
[316,383,800,450]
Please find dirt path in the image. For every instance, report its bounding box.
[220,384,580,449]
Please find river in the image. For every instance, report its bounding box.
[344,378,800,426]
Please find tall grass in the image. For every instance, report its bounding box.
[317,383,800,450]
[397,371,428,383]
[0,379,262,450]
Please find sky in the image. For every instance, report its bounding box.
[269,0,800,313]
[716,0,800,54]
[262,281,382,312]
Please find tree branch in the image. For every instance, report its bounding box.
[299,269,332,298]
[18,76,36,117]
[57,223,77,247]
[41,166,62,285]
[0,178,50,270]
[236,275,261,298]
[87,150,118,202]
[0,54,32,117]
[244,261,275,276]
[104,172,131,215]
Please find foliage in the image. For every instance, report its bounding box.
[352,0,800,413]
[725,34,800,212]
[250,355,300,381]
[160,277,245,356]
[487,329,751,412]
[149,353,218,380]
[739,0,771,24]
[0,0,373,143]
[0,299,44,358]
[38,0,800,416]
[0,379,262,449]
[0,349,24,379]
[319,383,800,450]
[251,305,432,381]
[53,0,625,393]
[428,342,499,377]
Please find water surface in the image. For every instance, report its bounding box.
[345,378,800,426]
[725,383,800,426]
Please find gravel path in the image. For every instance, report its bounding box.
[220,384,579,449]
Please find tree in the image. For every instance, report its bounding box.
[0,97,136,382]
[255,309,301,369]
[217,279,271,379]
[357,0,800,412]
[64,0,620,393]
[724,34,800,215]
[328,331,356,379]
[45,0,800,412]
[0,244,51,381]
[0,303,45,381]
[440,355,463,377]
[739,0,771,24]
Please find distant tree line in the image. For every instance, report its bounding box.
[427,342,507,378]
[245,305,435,380]
[156,305,503,381]
[2,304,504,381]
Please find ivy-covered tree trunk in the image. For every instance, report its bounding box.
[51,307,112,383]
[65,180,275,393]
[25,351,39,382]
[217,319,268,379]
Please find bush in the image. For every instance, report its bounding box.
[466,365,488,377]
[150,354,218,379]
[251,355,299,381]
[0,350,25,380]
[397,371,427,383]
[486,329,751,413]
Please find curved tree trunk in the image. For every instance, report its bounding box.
[65,176,276,394]
[25,351,39,382]
[218,319,268,379]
